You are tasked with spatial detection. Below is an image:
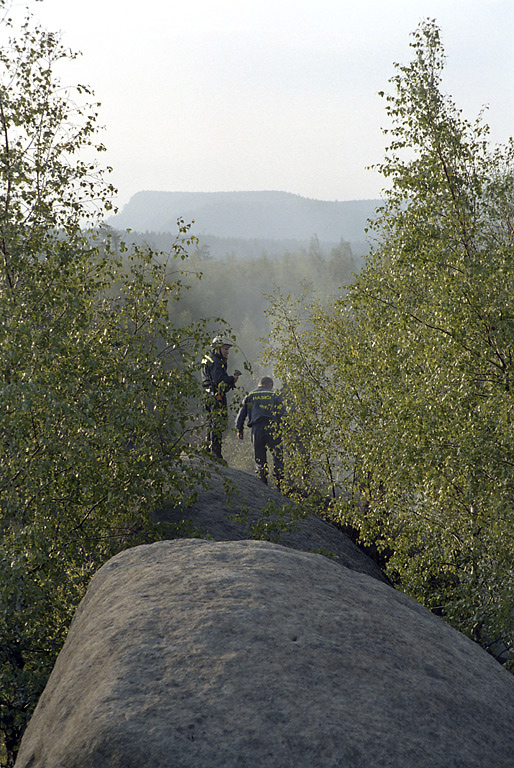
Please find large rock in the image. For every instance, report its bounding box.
[154,462,391,585]
[15,539,514,768]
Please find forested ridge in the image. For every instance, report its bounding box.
[107,189,380,244]
[1,6,513,767]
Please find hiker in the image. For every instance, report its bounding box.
[236,376,284,488]
[201,336,241,459]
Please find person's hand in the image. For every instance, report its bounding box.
[238,430,244,441]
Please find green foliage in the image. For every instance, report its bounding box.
[230,500,304,543]
[265,20,514,668]
[0,9,210,764]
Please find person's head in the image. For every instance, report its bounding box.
[211,335,233,360]
[259,376,274,389]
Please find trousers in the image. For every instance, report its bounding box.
[252,420,283,485]
[206,397,228,458]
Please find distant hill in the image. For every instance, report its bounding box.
[107,190,381,243]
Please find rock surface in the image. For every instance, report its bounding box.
[15,539,514,768]
[154,462,391,585]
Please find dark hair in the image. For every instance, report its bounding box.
[259,376,273,388]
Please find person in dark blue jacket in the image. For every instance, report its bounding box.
[202,336,241,459]
[236,376,284,488]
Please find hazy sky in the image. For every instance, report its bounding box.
[12,0,514,210]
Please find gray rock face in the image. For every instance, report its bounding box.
[155,462,391,585]
[15,539,514,768]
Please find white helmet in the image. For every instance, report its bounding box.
[211,335,233,348]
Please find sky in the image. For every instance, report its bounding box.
[8,0,514,211]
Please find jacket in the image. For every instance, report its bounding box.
[201,349,237,405]
[236,386,285,432]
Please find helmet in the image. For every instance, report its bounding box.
[211,335,233,348]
